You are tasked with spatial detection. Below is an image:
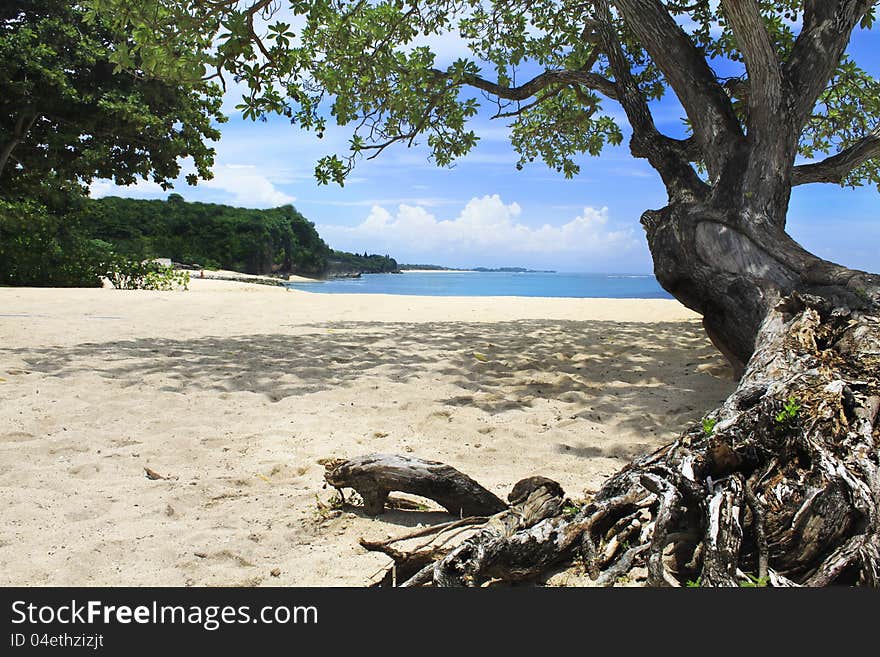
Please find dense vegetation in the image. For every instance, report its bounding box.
[1,189,402,285]
[327,250,400,276]
[0,198,108,287]
[81,195,331,276]
[399,264,457,271]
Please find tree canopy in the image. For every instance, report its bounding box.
[87,1,879,190]
[0,0,225,200]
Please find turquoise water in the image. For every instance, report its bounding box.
[286,271,672,299]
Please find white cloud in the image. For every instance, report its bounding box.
[202,164,296,208]
[89,162,295,209]
[318,195,638,266]
[89,178,168,199]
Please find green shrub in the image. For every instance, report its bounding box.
[104,256,189,291]
[0,200,106,287]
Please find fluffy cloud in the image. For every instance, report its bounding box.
[202,164,295,208]
[90,163,295,209]
[318,194,639,267]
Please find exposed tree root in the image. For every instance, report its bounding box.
[325,296,879,586]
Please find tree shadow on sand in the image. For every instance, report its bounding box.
[3,319,734,449]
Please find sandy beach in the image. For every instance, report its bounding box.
[0,280,734,586]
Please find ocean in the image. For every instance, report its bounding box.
[285,271,672,299]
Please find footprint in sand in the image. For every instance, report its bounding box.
[49,444,90,455]
[65,503,110,522]
[0,431,36,443]
[67,463,101,478]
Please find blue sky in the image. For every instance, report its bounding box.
[91,16,880,274]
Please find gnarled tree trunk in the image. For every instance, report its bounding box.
[644,199,880,375]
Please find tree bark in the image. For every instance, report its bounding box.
[641,198,880,374]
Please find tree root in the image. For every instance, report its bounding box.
[325,297,880,586]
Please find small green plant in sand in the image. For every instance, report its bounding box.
[562,496,591,517]
[686,577,702,587]
[314,490,363,521]
[143,266,190,291]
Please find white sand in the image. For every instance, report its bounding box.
[0,280,734,586]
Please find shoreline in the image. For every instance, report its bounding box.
[190,268,320,285]
[0,280,733,586]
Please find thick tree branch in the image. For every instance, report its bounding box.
[784,0,875,127]
[430,67,619,103]
[792,124,880,186]
[720,1,797,217]
[595,1,705,199]
[720,0,783,129]
[612,0,743,178]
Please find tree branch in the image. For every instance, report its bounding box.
[595,1,705,198]
[784,0,875,127]
[0,112,38,179]
[612,0,743,178]
[792,124,880,186]
[430,68,618,103]
[719,0,783,129]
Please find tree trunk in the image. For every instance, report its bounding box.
[642,199,880,375]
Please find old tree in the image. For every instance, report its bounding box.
[97,0,880,585]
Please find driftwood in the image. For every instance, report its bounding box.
[324,296,880,587]
[323,453,508,517]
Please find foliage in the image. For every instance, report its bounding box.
[0,199,108,287]
[774,396,801,425]
[739,573,770,588]
[86,1,880,188]
[400,263,457,270]
[104,257,191,291]
[0,199,191,289]
[0,0,224,199]
[701,417,717,437]
[326,250,400,275]
[81,196,331,275]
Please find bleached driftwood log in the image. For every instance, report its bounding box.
[323,453,508,517]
